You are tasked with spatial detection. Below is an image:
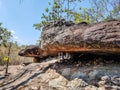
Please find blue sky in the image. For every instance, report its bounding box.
[0,0,91,45]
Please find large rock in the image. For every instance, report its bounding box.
[41,20,120,50]
[18,20,120,63]
[84,20,120,48]
[41,20,90,47]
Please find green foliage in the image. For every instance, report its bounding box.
[72,8,95,24]
[34,1,62,30]
[72,0,120,23]
[33,0,82,30]
[87,0,120,22]
[0,23,12,47]
[34,0,120,30]
[3,56,9,62]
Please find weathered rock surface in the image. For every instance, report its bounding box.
[41,20,90,47]
[84,20,120,47]
[0,58,120,90]
[41,20,120,52]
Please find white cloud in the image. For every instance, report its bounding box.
[13,36,18,40]
[10,30,19,42]
[11,30,15,34]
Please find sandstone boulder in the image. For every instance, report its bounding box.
[41,20,120,53]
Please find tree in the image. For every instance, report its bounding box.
[71,0,120,23]
[34,0,120,30]
[0,23,12,47]
[33,0,82,30]
[85,0,120,22]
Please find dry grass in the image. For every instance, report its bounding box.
[0,46,33,65]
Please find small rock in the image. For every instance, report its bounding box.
[98,81,106,86]
[49,76,68,89]
[101,76,110,81]
[111,76,120,85]
[30,86,39,90]
[88,70,105,81]
[85,85,98,90]
[67,78,88,88]
[61,68,71,76]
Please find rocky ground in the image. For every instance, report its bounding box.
[11,20,120,90]
[0,57,120,90]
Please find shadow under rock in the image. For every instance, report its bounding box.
[50,53,120,83]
